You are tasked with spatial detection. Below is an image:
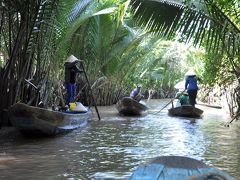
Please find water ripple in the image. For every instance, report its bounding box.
[0,100,239,179]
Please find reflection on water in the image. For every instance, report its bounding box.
[0,99,239,179]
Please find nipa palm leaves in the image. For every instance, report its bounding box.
[130,0,240,59]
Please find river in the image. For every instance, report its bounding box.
[0,99,239,179]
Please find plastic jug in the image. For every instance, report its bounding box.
[69,102,76,110]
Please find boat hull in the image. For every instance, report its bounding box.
[116,97,147,116]
[9,103,90,136]
[168,105,203,118]
[130,156,233,180]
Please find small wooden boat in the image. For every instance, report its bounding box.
[130,156,233,180]
[9,103,90,136]
[168,105,203,118]
[116,97,148,116]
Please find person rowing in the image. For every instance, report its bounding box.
[64,55,83,105]
[185,69,200,107]
[130,84,144,102]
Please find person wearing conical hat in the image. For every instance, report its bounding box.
[184,69,199,106]
[64,55,83,105]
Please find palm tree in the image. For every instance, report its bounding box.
[129,0,240,117]
[0,0,79,124]
[60,0,157,105]
[129,0,239,76]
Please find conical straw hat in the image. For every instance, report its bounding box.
[185,69,196,76]
[174,80,185,90]
[65,55,79,63]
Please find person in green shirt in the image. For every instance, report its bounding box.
[175,91,190,106]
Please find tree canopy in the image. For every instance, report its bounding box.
[0,0,239,112]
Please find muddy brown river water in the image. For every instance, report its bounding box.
[0,99,239,179]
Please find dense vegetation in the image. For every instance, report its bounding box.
[0,0,239,123]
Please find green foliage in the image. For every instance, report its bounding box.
[202,54,220,85]
[34,0,239,102]
[122,38,205,91]
[2,0,238,107]
[129,0,240,67]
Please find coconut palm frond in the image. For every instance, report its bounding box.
[211,0,240,30]
[66,1,133,76]
[204,1,240,57]
[130,0,240,57]
[68,0,93,23]
[130,0,185,38]
[0,0,66,107]
[100,31,146,76]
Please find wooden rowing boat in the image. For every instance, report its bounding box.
[9,103,90,136]
[130,156,233,180]
[168,105,203,118]
[116,97,148,116]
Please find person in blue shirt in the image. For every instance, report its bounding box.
[185,70,199,107]
[130,85,144,101]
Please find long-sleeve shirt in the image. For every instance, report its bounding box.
[64,62,82,83]
[130,87,140,98]
[185,75,198,91]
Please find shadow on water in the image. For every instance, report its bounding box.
[0,99,239,179]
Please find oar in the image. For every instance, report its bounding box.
[152,98,175,114]
[153,90,186,115]
[79,61,101,120]
[74,84,87,102]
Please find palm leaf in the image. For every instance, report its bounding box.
[68,0,93,23]
[130,0,240,58]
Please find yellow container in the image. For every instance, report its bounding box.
[69,103,76,110]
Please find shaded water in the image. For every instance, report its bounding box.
[0,99,240,179]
